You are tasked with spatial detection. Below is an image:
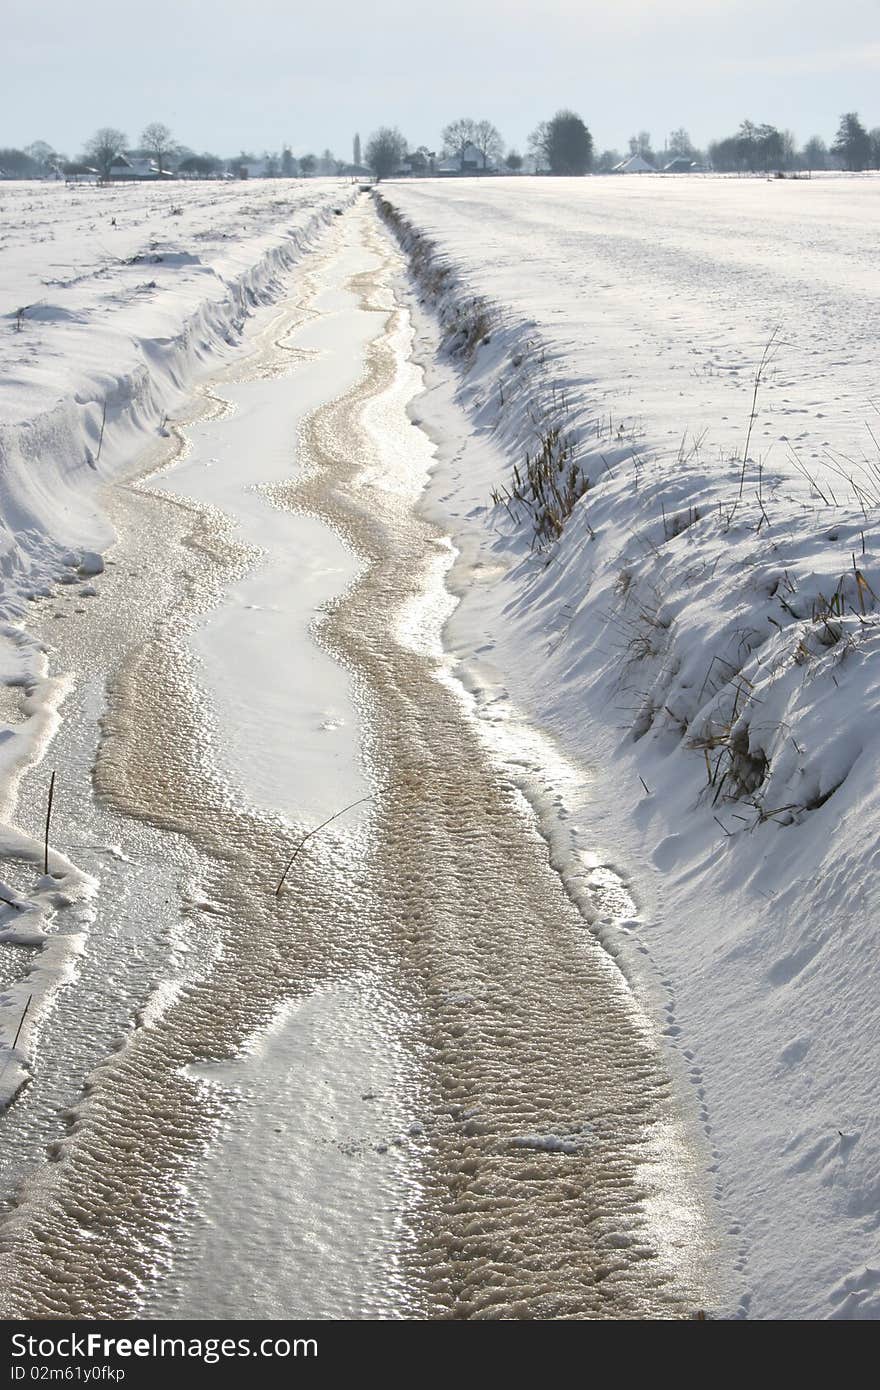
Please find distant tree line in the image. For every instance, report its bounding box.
[367,108,878,178]
[703,114,879,173]
[3,110,880,184]
[0,124,358,182]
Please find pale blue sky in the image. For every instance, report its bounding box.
[5,0,879,159]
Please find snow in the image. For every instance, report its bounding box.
[157,239,379,824]
[144,973,421,1320]
[512,1127,594,1154]
[0,177,350,641]
[0,178,353,1108]
[1,167,877,1316]
[379,174,880,1319]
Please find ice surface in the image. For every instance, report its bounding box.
[158,245,380,823]
[145,975,420,1321]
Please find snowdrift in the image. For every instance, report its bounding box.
[0,179,353,1107]
[378,183,880,1320]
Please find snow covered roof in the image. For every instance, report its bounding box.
[613,154,657,173]
[126,157,158,176]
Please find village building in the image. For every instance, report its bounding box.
[613,153,657,173]
[107,154,173,180]
[436,142,496,174]
[662,156,705,173]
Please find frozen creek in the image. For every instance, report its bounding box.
[0,201,719,1319]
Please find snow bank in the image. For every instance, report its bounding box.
[0,179,353,1107]
[378,180,880,1319]
[0,180,352,623]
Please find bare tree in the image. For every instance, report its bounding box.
[141,122,176,175]
[83,128,127,181]
[442,117,478,167]
[668,128,698,159]
[628,130,656,164]
[471,119,504,169]
[781,129,798,170]
[528,121,550,170]
[365,127,407,181]
[801,136,827,171]
[353,133,361,167]
[25,140,58,174]
[709,120,785,173]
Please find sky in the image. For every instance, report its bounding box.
[4,0,879,159]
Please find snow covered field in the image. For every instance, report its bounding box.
[1,170,878,1319]
[379,175,880,1318]
[381,174,880,477]
[0,198,718,1322]
[0,179,350,1106]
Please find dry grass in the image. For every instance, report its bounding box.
[492,426,589,543]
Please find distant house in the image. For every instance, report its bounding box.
[613,153,657,174]
[107,154,134,178]
[437,142,495,175]
[662,157,704,174]
[396,148,435,177]
[108,154,171,181]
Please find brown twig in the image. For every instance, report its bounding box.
[732,327,782,516]
[44,771,55,877]
[11,995,33,1051]
[275,792,377,896]
[96,402,108,463]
